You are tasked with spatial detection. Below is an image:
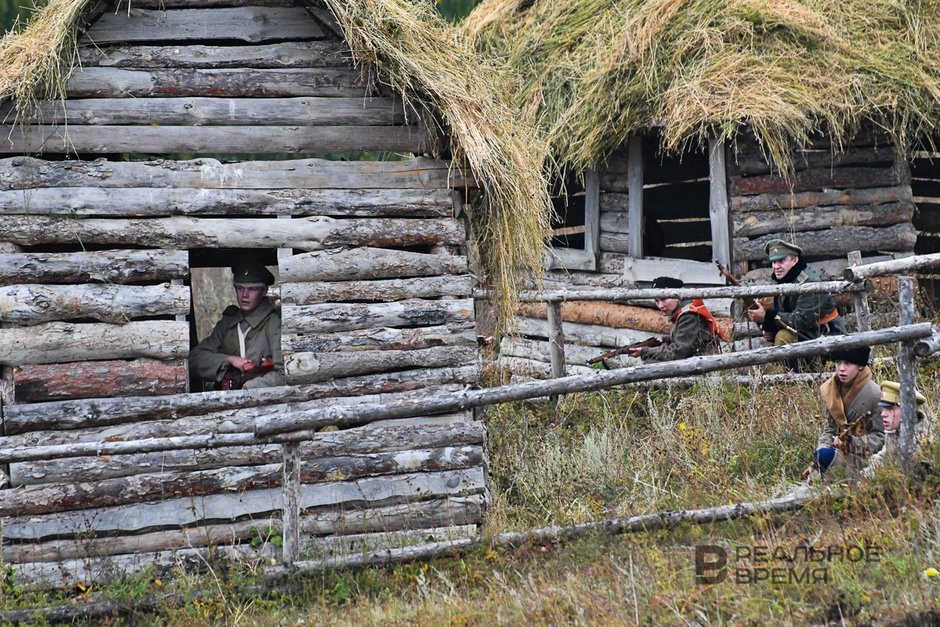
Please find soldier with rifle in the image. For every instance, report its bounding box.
[190,261,286,391]
[806,346,884,480]
[626,276,727,363]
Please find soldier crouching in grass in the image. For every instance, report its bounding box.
[805,346,884,482]
[863,381,930,478]
[627,276,728,362]
[190,261,287,391]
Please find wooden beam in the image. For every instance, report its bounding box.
[0,249,188,285]
[627,135,643,257]
[282,298,474,334]
[282,275,472,304]
[0,283,189,325]
[708,138,731,267]
[843,251,940,281]
[733,224,916,261]
[733,201,914,237]
[286,346,478,384]
[77,41,350,68]
[13,359,187,403]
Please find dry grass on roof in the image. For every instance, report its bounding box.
[326,0,552,330]
[464,0,940,174]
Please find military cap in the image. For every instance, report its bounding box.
[829,346,870,367]
[879,380,927,407]
[231,261,275,286]
[764,239,803,261]
[650,276,684,290]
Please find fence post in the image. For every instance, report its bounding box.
[547,301,567,379]
[281,442,301,565]
[897,277,917,471]
[847,251,872,332]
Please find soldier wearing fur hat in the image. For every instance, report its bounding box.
[863,381,931,477]
[627,276,728,362]
[808,346,884,479]
[746,239,845,346]
[190,261,286,390]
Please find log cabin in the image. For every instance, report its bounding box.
[464,0,940,379]
[0,0,551,587]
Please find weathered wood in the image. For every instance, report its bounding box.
[0,187,453,218]
[282,324,476,353]
[599,211,630,234]
[517,301,670,333]
[514,317,657,348]
[0,283,189,325]
[584,168,600,261]
[0,156,468,191]
[3,468,486,540]
[733,201,915,237]
[286,346,478,384]
[500,337,623,368]
[599,232,631,254]
[0,321,189,366]
[8,420,485,486]
[1,367,478,434]
[730,186,909,212]
[77,41,349,68]
[83,7,325,43]
[898,277,918,471]
[627,135,644,257]
[0,125,425,155]
[734,224,917,261]
[499,356,596,380]
[709,138,732,267]
[730,146,896,176]
[730,166,900,196]
[843,251,940,281]
[13,359,186,403]
[0,97,406,127]
[544,246,596,271]
[546,301,566,378]
[282,275,471,304]
[283,298,474,334]
[0,216,463,251]
[255,325,933,437]
[846,251,873,333]
[280,247,469,282]
[0,249,188,285]
[123,0,295,8]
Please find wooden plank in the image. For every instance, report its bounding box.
[0,156,468,191]
[514,317,657,348]
[599,232,631,254]
[77,41,349,68]
[544,246,596,271]
[282,298,474,334]
[500,336,616,367]
[0,187,453,218]
[281,275,471,304]
[282,324,476,353]
[733,201,915,237]
[0,283,189,325]
[584,167,600,260]
[622,256,726,285]
[599,211,630,234]
[734,224,917,261]
[0,321,189,366]
[0,96,407,127]
[627,135,644,257]
[286,346,478,384]
[2,468,486,540]
[730,186,910,212]
[0,249,188,285]
[709,138,731,267]
[13,359,187,403]
[0,125,426,155]
[281,247,468,282]
[83,7,325,43]
[518,302,669,333]
[730,166,900,196]
[499,356,595,380]
[0,216,464,251]
[730,145,896,176]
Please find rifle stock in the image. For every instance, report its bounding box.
[715,262,759,312]
[217,356,275,391]
[587,337,666,368]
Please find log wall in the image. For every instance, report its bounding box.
[0,0,485,588]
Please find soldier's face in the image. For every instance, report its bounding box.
[771,255,799,279]
[655,297,679,317]
[834,360,862,384]
[234,283,267,313]
[881,404,901,431]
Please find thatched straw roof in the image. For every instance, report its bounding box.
[0,0,553,327]
[463,0,940,174]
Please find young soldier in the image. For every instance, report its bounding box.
[862,381,929,477]
[190,261,286,390]
[809,346,884,479]
[746,239,845,345]
[627,276,728,362]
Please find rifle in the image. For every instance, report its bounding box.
[587,337,666,369]
[716,261,761,349]
[801,415,865,480]
[216,356,275,391]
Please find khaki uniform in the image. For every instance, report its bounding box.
[190,299,286,389]
[816,368,884,474]
[863,411,933,477]
[641,299,722,362]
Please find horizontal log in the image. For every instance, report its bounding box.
[279,248,468,283]
[109,0,296,8]
[0,249,188,285]
[500,336,625,368]
[283,298,474,334]
[0,125,426,155]
[843,251,940,281]
[83,7,325,43]
[13,359,187,403]
[0,96,407,127]
[498,356,595,380]
[599,211,630,234]
[282,324,476,353]
[281,275,472,304]
[1,367,478,434]
[77,41,350,68]
[598,232,630,254]
[0,321,189,366]
[0,216,464,251]
[3,468,486,540]
[0,156,468,191]
[730,186,910,212]
[730,146,896,176]
[733,201,914,237]
[0,283,189,325]
[9,418,482,485]
[514,317,657,348]
[734,224,917,261]
[0,187,454,218]
[286,346,478,384]
[517,301,668,333]
[730,166,901,196]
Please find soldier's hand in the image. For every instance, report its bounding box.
[746,303,766,324]
[225,356,255,372]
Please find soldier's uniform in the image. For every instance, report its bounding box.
[863,381,930,477]
[640,299,726,362]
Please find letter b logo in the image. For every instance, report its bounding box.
[695,545,728,585]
